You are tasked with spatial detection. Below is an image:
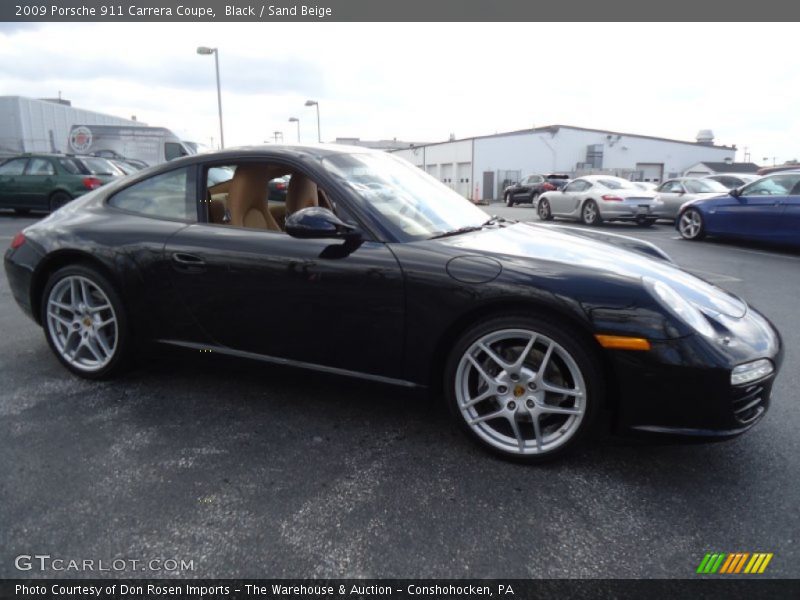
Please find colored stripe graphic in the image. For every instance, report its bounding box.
[699,552,773,574]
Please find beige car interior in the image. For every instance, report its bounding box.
[206,163,333,232]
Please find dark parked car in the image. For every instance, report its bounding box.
[4,146,783,462]
[0,153,119,214]
[504,174,570,207]
[678,171,800,248]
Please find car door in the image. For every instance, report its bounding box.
[777,177,800,246]
[655,180,685,215]
[0,158,29,208]
[513,176,531,201]
[710,174,796,242]
[24,157,58,208]
[550,179,581,215]
[164,166,406,380]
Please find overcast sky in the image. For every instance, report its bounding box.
[0,22,797,164]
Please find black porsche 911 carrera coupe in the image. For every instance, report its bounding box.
[4,145,783,462]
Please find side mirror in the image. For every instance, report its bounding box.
[285,206,360,240]
[729,187,741,198]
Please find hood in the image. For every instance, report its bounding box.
[442,222,747,318]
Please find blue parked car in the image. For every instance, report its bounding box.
[677,171,800,248]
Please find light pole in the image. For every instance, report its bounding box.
[288,117,300,143]
[197,46,224,149]
[305,100,320,143]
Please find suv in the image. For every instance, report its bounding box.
[504,174,570,207]
[0,154,121,214]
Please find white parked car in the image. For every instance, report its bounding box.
[536,175,657,226]
[651,177,729,220]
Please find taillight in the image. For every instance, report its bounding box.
[82,177,102,190]
[542,183,555,191]
[601,194,624,202]
[10,231,25,250]
[276,182,287,190]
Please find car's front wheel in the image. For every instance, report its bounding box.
[444,316,602,462]
[41,264,131,379]
[678,208,706,240]
[537,197,553,221]
[505,193,515,207]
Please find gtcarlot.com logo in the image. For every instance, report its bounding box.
[696,552,773,574]
[14,554,194,573]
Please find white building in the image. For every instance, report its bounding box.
[392,125,737,201]
[0,96,142,155]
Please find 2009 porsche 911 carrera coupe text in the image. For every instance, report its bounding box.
[4,145,784,461]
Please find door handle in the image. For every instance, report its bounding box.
[171,252,206,272]
[172,252,205,265]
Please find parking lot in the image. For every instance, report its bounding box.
[1,205,798,579]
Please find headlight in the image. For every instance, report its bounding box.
[643,276,716,337]
[731,359,774,386]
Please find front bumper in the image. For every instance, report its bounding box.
[608,310,783,440]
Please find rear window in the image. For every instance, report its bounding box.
[78,157,123,176]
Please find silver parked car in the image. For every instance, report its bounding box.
[536,175,657,226]
[703,173,760,189]
[651,177,729,220]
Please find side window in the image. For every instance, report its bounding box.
[58,158,83,174]
[165,142,188,161]
[108,167,195,221]
[27,158,56,176]
[563,180,582,192]
[741,175,800,196]
[0,158,28,175]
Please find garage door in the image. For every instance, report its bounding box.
[456,162,471,198]
[635,163,664,183]
[440,163,454,190]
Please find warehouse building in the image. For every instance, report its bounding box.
[0,95,142,156]
[391,125,737,201]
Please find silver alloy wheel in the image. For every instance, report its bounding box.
[582,201,598,224]
[538,198,550,219]
[679,210,702,239]
[46,275,118,372]
[454,328,587,456]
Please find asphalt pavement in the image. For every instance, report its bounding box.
[1,206,798,579]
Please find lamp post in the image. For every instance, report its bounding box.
[197,46,224,149]
[305,100,320,143]
[288,117,300,143]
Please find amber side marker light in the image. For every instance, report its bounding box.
[595,334,652,351]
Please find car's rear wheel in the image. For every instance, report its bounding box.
[537,197,553,221]
[678,208,706,240]
[444,316,602,462]
[505,193,515,207]
[581,200,602,226]
[636,216,656,227]
[49,191,72,212]
[42,265,130,379]
[530,191,539,205]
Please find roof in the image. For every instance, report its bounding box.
[697,162,761,174]
[391,124,736,152]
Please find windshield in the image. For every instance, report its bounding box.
[685,179,728,194]
[323,152,489,241]
[78,157,123,176]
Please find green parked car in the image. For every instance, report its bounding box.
[0,154,121,214]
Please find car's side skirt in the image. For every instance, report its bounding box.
[156,339,422,389]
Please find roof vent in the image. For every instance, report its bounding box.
[696,129,714,145]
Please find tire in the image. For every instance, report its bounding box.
[581,199,602,226]
[41,264,131,379]
[678,208,706,240]
[49,191,72,212]
[530,191,539,205]
[505,193,515,208]
[636,216,656,227]
[537,197,553,221]
[444,314,603,463]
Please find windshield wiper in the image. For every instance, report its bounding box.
[428,216,513,240]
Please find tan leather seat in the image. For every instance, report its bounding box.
[227,164,281,231]
[286,173,319,215]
